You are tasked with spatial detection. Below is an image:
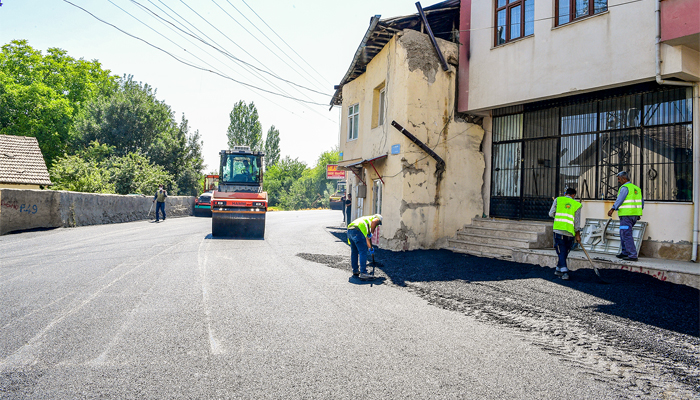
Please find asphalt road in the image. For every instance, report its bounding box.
[1,210,697,399]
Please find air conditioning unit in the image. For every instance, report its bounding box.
[357,185,367,198]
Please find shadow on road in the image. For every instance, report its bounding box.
[203,234,263,241]
[348,276,386,286]
[321,226,699,337]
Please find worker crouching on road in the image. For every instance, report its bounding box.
[608,171,644,261]
[347,214,382,280]
[549,188,582,280]
[153,184,168,222]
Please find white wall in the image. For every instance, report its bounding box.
[581,200,693,243]
[467,0,662,113]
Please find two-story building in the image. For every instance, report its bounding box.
[332,1,486,251]
[460,0,699,260]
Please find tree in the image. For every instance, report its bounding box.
[50,141,174,196]
[0,40,117,167]
[260,149,340,210]
[50,142,115,193]
[72,77,203,195]
[262,156,307,207]
[264,125,280,168]
[227,100,262,151]
[73,75,175,156]
[0,73,73,167]
[271,149,339,210]
[106,152,173,195]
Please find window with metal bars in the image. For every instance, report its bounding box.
[491,85,693,206]
[495,0,534,46]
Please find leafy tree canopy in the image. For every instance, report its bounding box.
[0,40,117,167]
[71,75,204,195]
[227,100,262,151]
[50,141,173,195]
[264,125,280,169]
[73,75,175,156]
[263,149,340,210]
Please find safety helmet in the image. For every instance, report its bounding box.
[373,214,383,225]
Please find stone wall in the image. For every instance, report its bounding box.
[0,189,193,235]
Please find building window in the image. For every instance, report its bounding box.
[371,84,386,129]
[373,179,383,215]
[495,0,534,46]
[556,0,607,26]
[378,88,386,126]
[348,103,359,140]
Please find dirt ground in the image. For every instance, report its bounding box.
[297,225,700,399]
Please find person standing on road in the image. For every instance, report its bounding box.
[153,184,168,222]
[549,187,582,280]
[347,214,382,280]
[607,171,644,261]
[344,193,352,227]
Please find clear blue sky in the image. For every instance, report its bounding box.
[0,0,427,172]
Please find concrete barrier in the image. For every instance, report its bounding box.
[0,189,194,235]
[0,189,61,235]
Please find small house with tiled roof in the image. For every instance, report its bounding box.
[0,135,52,189]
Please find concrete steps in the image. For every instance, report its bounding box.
[445,218,552,259]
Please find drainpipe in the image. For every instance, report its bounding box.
[655,0,700,261]
[692,83,700,262]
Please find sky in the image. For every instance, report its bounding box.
[0,0,428,172]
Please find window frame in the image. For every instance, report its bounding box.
[555,0,608,27]
[347,103,359,141]
[372,179,383,215]
[494,0,534,46]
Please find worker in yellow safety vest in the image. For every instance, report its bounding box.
[607,171,643,261]
[549,187,582,280]
[347,214,382,280]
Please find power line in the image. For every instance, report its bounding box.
[213,0,328,95]
[120,0,302,117]
[133,0,320,108]
[61,0,330,106]
[107,0,229,79]
[144,0,294,99]
[240,0,333,89]
[133,0,336,123]
[178,0,319,101]
[137,0,330,98]
[171,0,335,122]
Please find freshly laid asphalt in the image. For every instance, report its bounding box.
[0,210,697,399]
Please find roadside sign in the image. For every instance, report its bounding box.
[326,164,346,179]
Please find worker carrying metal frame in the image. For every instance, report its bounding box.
[607,171,644,261]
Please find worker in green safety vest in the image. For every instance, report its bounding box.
[347,214,382,280]
[549,187,582,280]
[607,171,644,261]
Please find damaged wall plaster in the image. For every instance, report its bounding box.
[398,29,459,84]
[339,28,485,252]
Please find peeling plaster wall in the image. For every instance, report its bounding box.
[339,29,485,251]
